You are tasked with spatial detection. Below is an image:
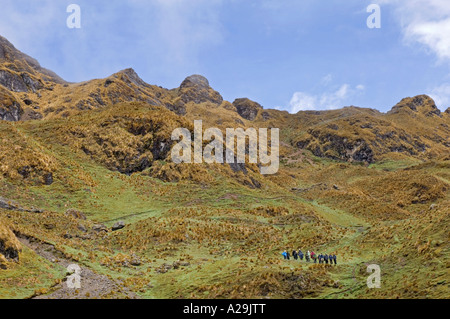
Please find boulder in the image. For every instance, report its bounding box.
[43,172,53,185]
[112,221,126,231]
[92,224,108,232]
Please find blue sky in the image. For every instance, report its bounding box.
[1,0,450,112]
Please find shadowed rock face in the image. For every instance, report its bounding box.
[0,70,28,92]
[0,70,44,93]
[297,132,375,163]
[0,86,23,121]
[0,223,22,266]
[179,74,223,105]
[232,98,263,121]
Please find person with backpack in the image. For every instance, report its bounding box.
[292,250,298,260]
[298,249,304,261]
[286,250,291,260]
[332,254,337,265]
[282,251,288,260]
[311,251,317,263]
[318,253,323,264]
[324,254,329,264]
[306,250,311,262]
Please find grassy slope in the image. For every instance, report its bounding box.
[0,102,448,299]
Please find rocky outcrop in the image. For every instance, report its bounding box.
[297,130,374,163]
[112,221,125,231]
[0,86,23,121]
[388,95,441,117]
[116,68,149,89]
[0,70,28,92]
[179,75,223,105]
[232,98,263,121]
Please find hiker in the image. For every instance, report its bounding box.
[332,254,337,265]
[298,249,304,261]
[282,251,288,260]
[318,253,323,264]
[311,251,317,263]
[292,250,298,260]
[286,250,291,260]
[306,250,311,262]
[324,254,329,264]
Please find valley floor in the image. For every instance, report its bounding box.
[1,152,448,299]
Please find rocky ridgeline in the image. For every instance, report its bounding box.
[0,34,449,167]
[295,95,449,163]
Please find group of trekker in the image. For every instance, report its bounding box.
[282,249,337,265]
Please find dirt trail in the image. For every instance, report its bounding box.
[18,236,138,299]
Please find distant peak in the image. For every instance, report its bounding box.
[389,95,441,117]
[117,67,137,76]
[178,74,223,105]
[180,74,210,89]
[114,68,148,87]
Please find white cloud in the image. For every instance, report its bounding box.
[429,83,450,109]
[379,0,450,110]
[289,83,365,113]
[289,92,318,112]
[381,0,450,63]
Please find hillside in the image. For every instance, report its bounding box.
[0,35,448,299]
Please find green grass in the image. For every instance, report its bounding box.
[0,246,65,299]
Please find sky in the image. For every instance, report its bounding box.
[1,0,450,113]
